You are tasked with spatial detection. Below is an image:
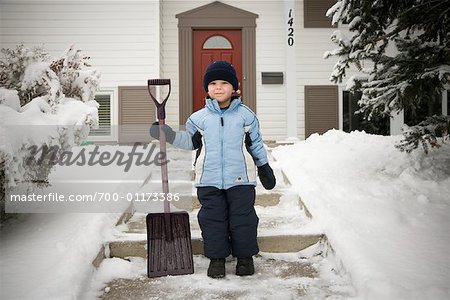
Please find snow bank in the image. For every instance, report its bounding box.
[272,130,450,300]
[0,213,119,300]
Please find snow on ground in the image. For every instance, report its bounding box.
[272,130,450,300]
[1,130,449,299]
[85,249,354,300]
[0,213,118,299]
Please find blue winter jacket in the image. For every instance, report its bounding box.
[173,97,268,189]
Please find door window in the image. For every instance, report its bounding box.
[203,35,232,49]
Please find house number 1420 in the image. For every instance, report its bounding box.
[287,9,294,46]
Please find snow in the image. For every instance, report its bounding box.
[1,130,449,299]
[0,44,100,193]
[0,88,20,111]
[330,30,351,47]
[85,251,354,300]
[326,1,343,26]
[1,97,98,189]
[348,16,361,30]
[345,74,369,90]
[0,213,119,299]
[421,64,450,81]
[272,130,450,299]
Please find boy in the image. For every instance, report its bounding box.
[150,60,276,278]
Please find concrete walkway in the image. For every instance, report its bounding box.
[90,145,355,299]
[99,253,353,299]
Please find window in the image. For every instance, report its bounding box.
[343,91,389,135]
[404,93,442,126]
[304,0,336,28]
[89,92,112,137]
[203,35,232,49]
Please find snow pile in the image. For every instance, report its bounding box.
[272,130,450,300]
[0,44,100,202]
[0,213,119,300]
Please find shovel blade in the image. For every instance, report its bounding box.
[146,212,194,277]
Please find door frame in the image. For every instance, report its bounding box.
[176,1,258,125]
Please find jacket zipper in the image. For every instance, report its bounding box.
[220,116,224,188]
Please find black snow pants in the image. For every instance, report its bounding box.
[196,185,259,259]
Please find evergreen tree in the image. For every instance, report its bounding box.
[325,0,450,152]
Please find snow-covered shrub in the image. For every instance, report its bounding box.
[0,44,100,222]
[53,45,100,102]
[0,44,100,109]
[1,44,51,106]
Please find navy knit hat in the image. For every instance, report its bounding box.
[203,60,239,92]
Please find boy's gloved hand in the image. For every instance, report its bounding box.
[257,163,276,190]
[149,121,176,144]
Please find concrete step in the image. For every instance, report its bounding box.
[106,234,324,259]
[108,190,317,259]
[123,190,313,234]
[94,241,355,300]
[99,256,316,299]
[178,192,282,211]
[130,191,286,216]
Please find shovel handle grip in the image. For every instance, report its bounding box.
[147,79,171,120]
[148,79,170,86]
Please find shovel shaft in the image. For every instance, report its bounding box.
[158,118,170,214]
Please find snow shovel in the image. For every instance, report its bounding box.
[146,79,194,277]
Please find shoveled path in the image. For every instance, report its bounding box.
[87,145,356,299]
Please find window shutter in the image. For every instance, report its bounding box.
[305,85,338,138]
[304,0,336,28]
[118,86,156,144]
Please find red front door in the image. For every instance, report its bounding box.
[193,29,242,111]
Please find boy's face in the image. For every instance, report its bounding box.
[207,80,234,107]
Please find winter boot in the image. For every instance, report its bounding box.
[236,257,254,276]
[207,258,226,278]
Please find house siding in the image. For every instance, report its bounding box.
[0,0,362,141]
[295,0,341,140]
[0,1,160,87]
